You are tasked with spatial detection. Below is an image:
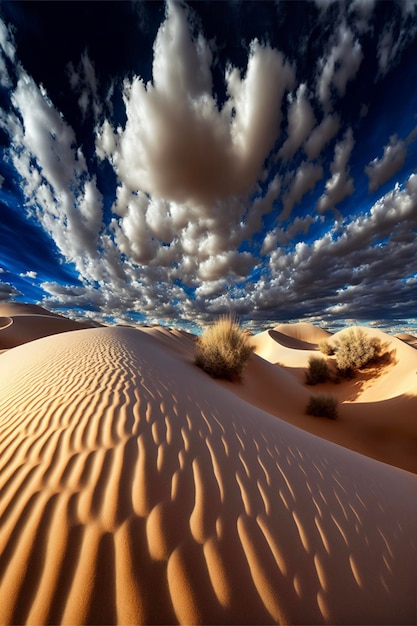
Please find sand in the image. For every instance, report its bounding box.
[0,312,416,624]
[0,303,95,350]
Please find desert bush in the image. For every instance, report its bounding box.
[306,394,338,420]
[319,339,335,356]
[335,328,381,376]
[195,315,254,381]
[305,356,330,385]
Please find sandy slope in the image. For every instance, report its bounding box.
[0,303,96,350]
[0,325,416,625]
[247,324,417,474]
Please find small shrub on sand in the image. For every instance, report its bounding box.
[306,394,338,420]
[305,356,330,385]
[319,339,335,356]
[335,329,381,376]
[195,316,254,381]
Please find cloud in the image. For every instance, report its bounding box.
[7,70,105,280]
[377,3,417,75]
[348,0,376,33]
[20,271,37,279]
[365,134,408,191]
[0,281,22,300]
[316,22,363,109]
[317,128,354,213]
[281,161,324,220]
[261,214,317,254]
[2,2,417,332]
[279,84,316,159]
[251,172,417,324]
[97,0,295,208]
[304,114,340,159]
[0,19,15,87]
[67,51,102,121]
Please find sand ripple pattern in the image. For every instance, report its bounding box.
[0,327,416,625]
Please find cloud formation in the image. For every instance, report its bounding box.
[317,128,355,214]
[97,1,295,208]
[316,23,363,109]
[366,134,407,191]
[1,1,417,333]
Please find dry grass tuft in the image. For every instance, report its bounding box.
[306,394,338,420]
[195,316,254,381]
[305,355,330,385]
[319,339,335,356]
[335,328,382,376]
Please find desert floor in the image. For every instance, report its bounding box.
[0,304,416,625]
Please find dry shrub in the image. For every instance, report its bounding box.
[195,316,254,381]
[319,339,334,356]
[306,394,338,420]
[335,328,382,376]
[305,356,330,385]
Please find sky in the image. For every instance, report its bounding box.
[0,0,417,334]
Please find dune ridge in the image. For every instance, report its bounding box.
[1,325,416,625]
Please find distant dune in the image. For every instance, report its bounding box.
[0,310,416,624]
[0,303,98,350]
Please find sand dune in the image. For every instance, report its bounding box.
[274,322,332,344]
[0,303,97,350]
[1,324,416,625]
[247,324,417,474]
[0,302,63,318]
[396,332,417,349]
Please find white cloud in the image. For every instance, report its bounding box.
[0,19,15,87]
[20,271,37,279]
[67,51,102,121]
[317,128,355,213]
[365,134,408,191]
[377,3,417,75]
[0,281,21,300]
[281,161,323,220]
[0,19,15,62]
[348,0,376,33]
[97,1,295,208]
[8,70,105,280]
[261,214,317,254]
[317,23,363,109]
[279,84,315,159]
[304,114,340,159]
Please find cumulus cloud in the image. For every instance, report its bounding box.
[6,70,105,280]
[261,214,317,254]
[281,161,323,220]
[279,84,316,159]
[377,3,417,75]
[2,2,417,332]
[67,51,102,121]
[304,114,340,159]
[348,0,376,33]
[317,22,363,109]
[250,172,417,325]
[366,134,408,191]
[0,19,15,87]
[0,281,21,300]
[97,0,295,208]
[317,128,355,213]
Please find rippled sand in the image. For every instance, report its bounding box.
[0,317,416,624]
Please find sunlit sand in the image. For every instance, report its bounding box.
[0,304,416,625]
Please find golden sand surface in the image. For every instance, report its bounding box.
[0,310,416,624]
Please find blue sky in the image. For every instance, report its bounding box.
[0,0,417,333]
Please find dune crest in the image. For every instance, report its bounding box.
[1,326,416,625]
[0,303,98,350]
